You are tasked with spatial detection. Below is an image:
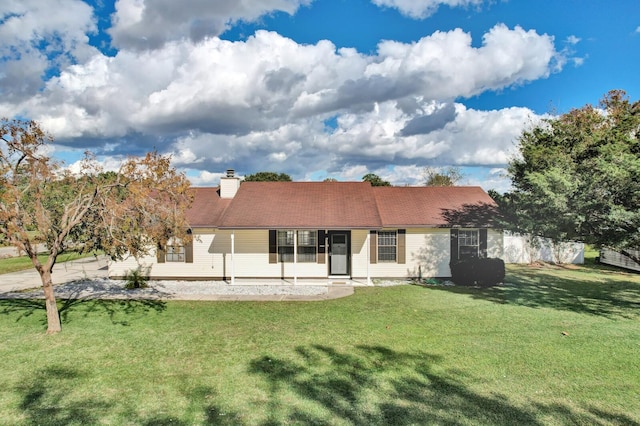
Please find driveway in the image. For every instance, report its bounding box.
[0,255,109,293]
[0,244,47,258]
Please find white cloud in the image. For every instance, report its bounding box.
[566,35,581,45]
[109,0,312,50]
[0,0,98,102]
[187,170,226,186]
[371,0,484,19]
[15,24,557,153]
[1,2,561,188]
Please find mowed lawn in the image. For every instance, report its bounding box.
[0,263,639,425]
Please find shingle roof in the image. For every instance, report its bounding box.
[373,186,496,227]
[187,182,497,229]
[217,182,382,229]
[186,187,231,227]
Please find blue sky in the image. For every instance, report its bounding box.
[1,0,638,191]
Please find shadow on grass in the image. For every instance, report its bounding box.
[17,366,113,425]
[15,367,241,425]
[250,344,639,425]
[428,263,640,319]
[0,295,166,329]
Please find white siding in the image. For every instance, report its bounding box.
[350,230,367,278]
[108,234,221,279]
[110,227,505,280]
[357,228,504,279]
[230,230,327,278]
[599,248,640,272]
[354,229,454,279]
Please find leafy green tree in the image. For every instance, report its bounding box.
[503,90,640,256]
[362,173,391,186]
[423,166,463,186]
[0,119,192,333]
[243,171,292,182]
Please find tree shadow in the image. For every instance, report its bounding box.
[440,202,500,228]
[0,298,45,322]
[249,344,638,425]
[0,286,167,329]
[59,297,167,327]
[437,201,640,319]
[16,366,113,425]
[15,367,240,425]
[427,263,640,319]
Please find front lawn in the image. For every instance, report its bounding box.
[0,264,638,425]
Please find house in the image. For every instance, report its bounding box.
[108,170,503,284]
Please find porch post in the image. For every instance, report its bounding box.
[366,231,372,286]
[293,230,298,285]
[231,230,235,285]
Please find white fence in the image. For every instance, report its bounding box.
[503,233,584,264]
[599,248,640,272]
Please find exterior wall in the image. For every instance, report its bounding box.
[353,228,503,279]
[227,230,328,278]
[109,233,221,279]
[109,229,330,279]
[109,227,504,280]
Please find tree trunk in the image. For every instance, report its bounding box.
[40,269,61,334]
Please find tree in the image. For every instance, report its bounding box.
[0,119,192,333]
[243,171,292,182]
[362,173,391,186]
[503,90,640,255]
[423,166,463,186]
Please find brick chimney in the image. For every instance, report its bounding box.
[219,169,240,198]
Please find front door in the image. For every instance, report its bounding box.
[329,232,349,275]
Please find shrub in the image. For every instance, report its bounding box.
[124,267,149,289]
[450,258,505,287]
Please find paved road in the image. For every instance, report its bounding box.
[0,255,109,293]
[0,244,47,258]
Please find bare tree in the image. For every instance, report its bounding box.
[0,119,192,333]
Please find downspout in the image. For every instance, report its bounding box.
[231,230,235,285]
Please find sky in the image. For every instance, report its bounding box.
[1,0,638,191]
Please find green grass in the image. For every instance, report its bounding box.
[0,251,97,274]
[0,263,639,425]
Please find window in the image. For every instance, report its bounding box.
[277,230,317,263]
[166,245,185,262]
[297,230,317,262]
[378,231,397,262]
[458,229,479,258]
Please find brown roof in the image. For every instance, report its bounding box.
[373,186,497,227]
[186,187,231,227]
[218,182,382,229]
[187,182,497,229]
